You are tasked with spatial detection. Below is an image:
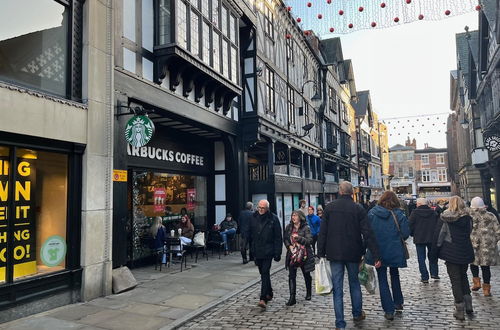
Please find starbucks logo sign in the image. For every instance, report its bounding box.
[125,115,155,147]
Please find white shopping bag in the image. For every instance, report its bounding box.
[315,258,333,295]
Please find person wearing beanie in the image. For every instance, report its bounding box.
[306,206,321,254]
[469,196,500,297]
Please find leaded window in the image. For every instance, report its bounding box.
[265,67,275,114]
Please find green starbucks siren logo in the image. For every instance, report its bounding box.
[125,115,155,147]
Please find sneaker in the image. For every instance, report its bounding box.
[353,311,366,322]
[431,275,440,280]
[421,279,429,284]
[395,304,404,312]
[257,300,267,308]
[384,313,395,320]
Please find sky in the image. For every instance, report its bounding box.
[334,12,478,149]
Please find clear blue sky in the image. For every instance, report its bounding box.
[335,12,478,149]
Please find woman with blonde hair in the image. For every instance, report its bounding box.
[151,216,166,251]
[431,196,474,320]
[469,196,500,296]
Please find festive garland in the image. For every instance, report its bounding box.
[284,0,480,35]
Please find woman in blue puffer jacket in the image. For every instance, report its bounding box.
[366,191,410,321]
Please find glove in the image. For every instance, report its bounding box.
[273,255,281,262]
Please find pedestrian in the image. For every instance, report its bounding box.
[283,210,315,306]
[299,199,308,217]
[318,181,381,330]
[219,213,238,255]
[306,205,321,254]
[366,191,410,320]
[486,203,500,223]
[248,199,283,309]
[435,199,446,217]
[317,205,324,220]
[430,196,475,320]
[409,197,440,283]
[469,196,500,296]
[238,201,254,264]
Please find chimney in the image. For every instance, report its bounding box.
[405,137,411,147]
[424,143,429,149]
[412,138,416,148]
[405,137,417,149]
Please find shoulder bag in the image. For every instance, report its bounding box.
[390,210,410,260]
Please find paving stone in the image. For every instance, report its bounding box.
[48,304,102,321]
[88,312,170,330]
[161,294,218,310]
[4,316,84,330]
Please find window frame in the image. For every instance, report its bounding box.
[263,4,274,41]
[436,153,445,164]
[287,86,295,126]
[421,154,429,165]
[265,66,275,114]
[421,169,431,182]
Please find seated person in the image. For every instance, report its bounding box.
[219,213,238,254]
[178,214,194,245]
[150,217,167,263]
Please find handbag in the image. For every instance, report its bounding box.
[390,210,410,260]
[193,232,205,246]
[289,244,307,267]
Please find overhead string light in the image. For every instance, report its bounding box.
[284,0,479,35]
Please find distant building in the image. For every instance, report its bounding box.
[415,144,452,200]
[389,138,417,197]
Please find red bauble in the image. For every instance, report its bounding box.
[394,17,400,23]
[329,27,335,32]
[327,0,332,4]
[406,0,411,4]
[381,3,386,8]
[318,14,323,19]
[371,22,377,28]
[304,30,311,36]
[445,10,451,15]
[418,14,424,20]
[285,34,291,39]
[475,5,482,11]
[307,2,312,7]
[348,23,353,29]
[359,7,364,12]
[339,10,344,15]
[297,17,302,23]
[287,6,292,11]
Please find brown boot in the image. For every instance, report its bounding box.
[483,283,491,296]
[471,277,481,291]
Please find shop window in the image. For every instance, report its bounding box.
[0,146,68,284]
[131,171,207,262]
[0,0,70,98]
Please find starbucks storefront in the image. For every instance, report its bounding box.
[113,125,219,268]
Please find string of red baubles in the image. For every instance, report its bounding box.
[285,2,482,37]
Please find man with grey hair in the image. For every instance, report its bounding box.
[409,197,440,283]
[238,201,254,264]
[318,181,381,329]
[248,199,282,308]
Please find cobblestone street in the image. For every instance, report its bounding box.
[181,246,500,330]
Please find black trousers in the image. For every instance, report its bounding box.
[470,264,491,284]
[255,258,273,301]
[446,262,470,303]
[311,235,318,254]
[288,265,312,291]
[240,236,253,261]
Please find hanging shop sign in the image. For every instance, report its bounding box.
[484,134,500,152]
[125,115,155,147]
[275,150,288,165]
[40,235,66,267]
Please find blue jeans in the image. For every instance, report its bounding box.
[330,261,363,329]
[220,228,236,251]
[416,243,438,280]
[376,266,404,314]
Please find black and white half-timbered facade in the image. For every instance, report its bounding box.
[240,0,358,228]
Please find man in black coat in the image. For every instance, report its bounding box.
[409,198,439,283]
[318,181,380,329]
[248,199,283,309]
[238,201,254,264]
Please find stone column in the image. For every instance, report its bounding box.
[80,0,114,300]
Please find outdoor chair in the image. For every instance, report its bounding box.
[206,230,225,259]
[165,237,187,272]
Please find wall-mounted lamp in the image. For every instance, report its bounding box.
[460,117,469,129]
[301,79,322,108]
[284,123,315,138]
[115,103,154,118]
